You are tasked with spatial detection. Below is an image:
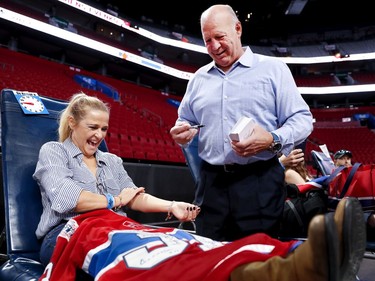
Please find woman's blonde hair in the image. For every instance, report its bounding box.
[58,92,110,142]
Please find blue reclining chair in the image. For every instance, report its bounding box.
[181,135,202,206]
[0,89,107,280]
[181,135,201,185]
[311,150,336,176]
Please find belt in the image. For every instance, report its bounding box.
[203,157,278,173]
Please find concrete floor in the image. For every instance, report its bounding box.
[357,251,375,281]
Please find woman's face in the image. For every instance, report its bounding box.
[70,109,109,158]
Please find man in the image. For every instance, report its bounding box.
[333,149,353,167]
[170,4,313,241]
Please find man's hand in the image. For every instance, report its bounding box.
[170,122,199,145]
[230,124,273,157]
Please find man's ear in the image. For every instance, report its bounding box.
[235,21,242,36]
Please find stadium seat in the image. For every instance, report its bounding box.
[0,89,107,280]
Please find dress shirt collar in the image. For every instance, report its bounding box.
[206,46,254,73]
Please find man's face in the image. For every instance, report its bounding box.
[334,155,352,167]
[201,12,243,72]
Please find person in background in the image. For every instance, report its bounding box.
[33,92,201,266]
[332,149,375,234]
[279,148,313,185]
[333,149,353,167]
[170,4,313,241]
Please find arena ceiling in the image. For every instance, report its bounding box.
[1,0,374,106]
[101,0,375,44]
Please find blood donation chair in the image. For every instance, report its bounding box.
[0,89,105,280]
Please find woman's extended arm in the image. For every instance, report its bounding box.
[128,191,200,221]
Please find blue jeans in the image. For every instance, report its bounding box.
[39,222,66,266]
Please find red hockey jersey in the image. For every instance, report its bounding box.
[39,209,296,281]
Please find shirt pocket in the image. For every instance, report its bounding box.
[101,177,121,194]
[73,174,97,192]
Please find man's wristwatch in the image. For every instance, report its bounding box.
[269,132,282,154]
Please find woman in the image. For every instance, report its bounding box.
[284,161,313,185]
[33,92,200,265]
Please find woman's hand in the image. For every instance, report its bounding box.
[119,187,145,206]
[280,149,304,168]
[170,201,201,222]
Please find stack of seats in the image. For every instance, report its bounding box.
[0,47,185,164]
[308,127,375,165]
[304,107,375,172]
